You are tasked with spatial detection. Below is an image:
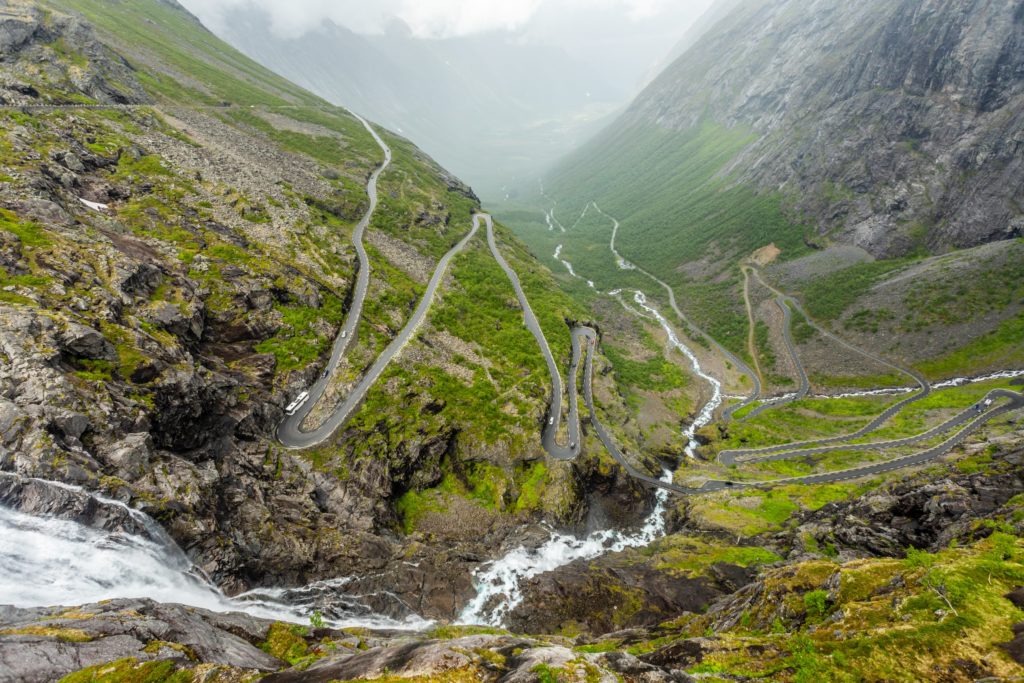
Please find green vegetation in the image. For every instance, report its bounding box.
[224,108,377,173]
[260,622,312,666]
[636,537,782,576]
[799,259,910,321]
[917,314,1024,378]
[0,625,92,642]
[512,461,549,513]
[0,208,51,247]
[58,658,193,683]
[670,533,1024,681]
[849,376,1019,442]
[428,624,509,640]
[255,296,344,372]
[693,488,800,536]
[546,121,810,272]
[803,589,830,619]
[791,305,817,343]
[701,394,896,455]
[753,320,777,373]
[603,342,689,394]
[902,245,1024,330]
[57,0,318,107]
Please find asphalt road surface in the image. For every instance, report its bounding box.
[279,215,481,449]
[723,268,933,456]
[748,389,1024,487]
[277,111,392,448]
[743,295,811,420]
[723,389,1023,466]
[486,216,581,460]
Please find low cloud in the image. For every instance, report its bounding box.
[181,0,701,39]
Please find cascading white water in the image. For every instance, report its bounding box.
[629,290,723,458]
[553,244,578,277]
[0,490,430,630]
[803,369,1024,400]
[553,244,597,289]
[457,471,673,627]
[455,204,734,627]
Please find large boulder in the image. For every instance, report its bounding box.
[58,323,115,361]
[0,599,282,683]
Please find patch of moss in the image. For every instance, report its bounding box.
[0,625,92,642]
[0,208,51,247]
[429,625,509,640]
[58,659,193,683]
[260,622,310,665]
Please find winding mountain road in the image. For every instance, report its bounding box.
[279,215,480,449]
[723,389,1022,466]
[486,217,581,460]
[17,106,1017,498]
[277,112,392,448]
[718,268,933,459]
[742,295,811,420]
[276,167,1018,492]
[538,205,1020,492]
[750,389,1024,486]
[280,210,583,459]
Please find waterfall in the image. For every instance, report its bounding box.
[0,476,430,630]
[457,471,673,627]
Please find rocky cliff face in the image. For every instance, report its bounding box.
[629,0,1024,256]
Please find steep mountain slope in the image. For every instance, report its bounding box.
[510,0,1023,364]
[547,0,1023,258]
[3,2,1024,680]
[0,0,653,619]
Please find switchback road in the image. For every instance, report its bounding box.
[277,111,391,448]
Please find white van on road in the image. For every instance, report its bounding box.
[285,391,310,416]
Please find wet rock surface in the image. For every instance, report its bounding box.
[0,598,703,683]
[507,559,755,636]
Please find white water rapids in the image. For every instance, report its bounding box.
[0,480,430,630]
[458,471,673,626]
[456,200,729,626]
[629,290,724,458]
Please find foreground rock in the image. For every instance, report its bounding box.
[507,557,757,636]
[0,599,698,683]
[0,599,281,683]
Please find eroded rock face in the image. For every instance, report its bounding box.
[627,0,1024,257]
[790,462,1024,557]
[0,598,700,683]
[506,558,756,636]
[0,2,151,106]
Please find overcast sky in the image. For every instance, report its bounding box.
[181,0,717,88]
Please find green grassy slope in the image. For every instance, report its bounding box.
[3,0,616,535]
[544,121,809,277]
